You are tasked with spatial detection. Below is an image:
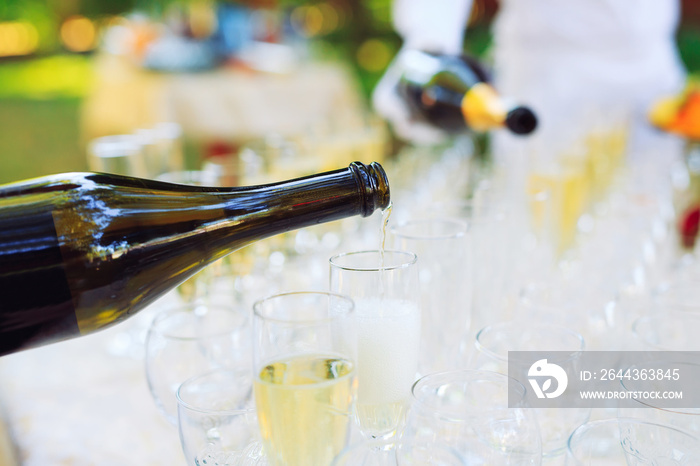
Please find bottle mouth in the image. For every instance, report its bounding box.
[505,107,538,135]
[349,161,391,216]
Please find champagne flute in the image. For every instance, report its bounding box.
[329,250,421,443]
[389,219,470,374]
[252,291,357,466]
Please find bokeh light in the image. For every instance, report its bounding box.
[188,1,217,39]
[317,3,339,34]
[0,21,40,57]
[291,2,342,38]
[60,15,96,53]
[356,38,393,72]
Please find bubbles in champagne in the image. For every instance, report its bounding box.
[354,297,421,438]
[355,297,421,404]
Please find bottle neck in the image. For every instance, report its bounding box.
[224,162,387,224]
[203,162,390,255]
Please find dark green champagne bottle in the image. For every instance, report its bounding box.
[398,50,537,135]
[0,162,390,356]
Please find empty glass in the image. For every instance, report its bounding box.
[153,121,185,176]
[238,135,312,185]
[145,304,250,425]
[469,321,589,458]
[390,218,471,374]
[177,369,265,465]
[403,370,541,465]
[566,418,700,465]
[428,194,516,333]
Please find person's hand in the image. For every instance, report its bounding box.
[372,47,448,145]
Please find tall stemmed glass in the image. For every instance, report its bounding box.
[389,219,470,374]
[252,291,357,466]
[329,250,421,444]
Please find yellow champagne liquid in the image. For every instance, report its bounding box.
[585,132,608,201]
[254,354,355,466]
[528,169,587,253]
[585,127,628,201]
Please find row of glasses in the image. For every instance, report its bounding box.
[165,292,355,466]
[156,250,700,465]
[156,234,533,466]
[87,122,184,179]
[172,341,700,465]
[146,128,700,466]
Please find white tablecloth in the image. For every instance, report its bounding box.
[0,297,183,466]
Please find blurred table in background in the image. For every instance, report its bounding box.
[81,53,366,146]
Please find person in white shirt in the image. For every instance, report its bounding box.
[374,0,686,165]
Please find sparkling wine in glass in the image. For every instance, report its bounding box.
[329,250,421,443]
[252,291,357,466]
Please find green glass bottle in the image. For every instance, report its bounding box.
[398,50,537,135]
[0,162,390,356]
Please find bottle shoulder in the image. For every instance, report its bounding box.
[400,51,489,89]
